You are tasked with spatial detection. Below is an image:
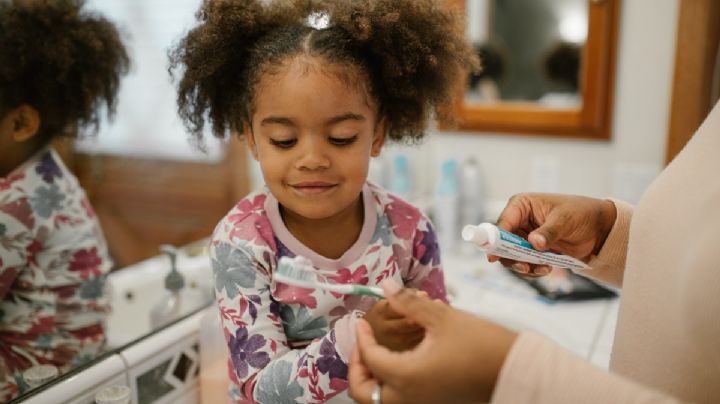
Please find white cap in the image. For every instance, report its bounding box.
[461,225,488,245]
[23,364,58,388]
[95,385,131,404]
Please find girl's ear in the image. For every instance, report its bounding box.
[10,105,41,142]
[245,125,260,161]
[370,117,387,157]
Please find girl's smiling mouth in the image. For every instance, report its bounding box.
[289,181,339,195]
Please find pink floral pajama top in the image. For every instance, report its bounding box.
[0,146,112,401]
[209,182,446,403]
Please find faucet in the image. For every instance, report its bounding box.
[159,244,185,292]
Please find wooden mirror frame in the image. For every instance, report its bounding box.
[445,0,620,139]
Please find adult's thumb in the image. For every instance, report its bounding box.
[528,211,565,250]
[355,319,403,381]
[382,282,447,329]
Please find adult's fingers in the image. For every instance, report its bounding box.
[381,283,447,328]
[375,300,406,320]
[348,344,376,404]
[530,265,552,276]
[496,197,527,233]
[356,318,408,382]
[384,318,424,334]
[502,260,552,277]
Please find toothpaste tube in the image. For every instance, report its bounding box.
[461,223,590,271]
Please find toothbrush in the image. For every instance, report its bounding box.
[275,256,385,299]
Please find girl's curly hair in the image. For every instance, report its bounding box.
[0,0,130,141]
[169,0,479,144]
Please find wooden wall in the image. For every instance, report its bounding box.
[666,0,720,163]
[72,138,250,268]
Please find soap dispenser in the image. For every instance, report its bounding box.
[149,244,206,329]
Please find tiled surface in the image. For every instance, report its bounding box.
[136,359,176,403]
[122,311,202,404]
[444,254,619,362]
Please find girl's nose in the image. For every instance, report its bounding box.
[295,138,330,170]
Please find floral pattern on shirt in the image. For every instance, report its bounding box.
[0,147,113,402]
[210,182,446,403]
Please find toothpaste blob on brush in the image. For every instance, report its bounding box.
[275,256,385,299]
[461,223,591,271]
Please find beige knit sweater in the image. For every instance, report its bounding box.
[491,100,720,404]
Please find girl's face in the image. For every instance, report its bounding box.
[247,58,386,221]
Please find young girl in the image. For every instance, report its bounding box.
[170,0,477,402]
[0,0,129,400]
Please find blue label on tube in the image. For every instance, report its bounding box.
[498,228,535,249]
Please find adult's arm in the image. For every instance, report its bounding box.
[492,331,681,403]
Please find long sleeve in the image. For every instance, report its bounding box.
[213,184,449,402]
[583,199,634,288]
[211,239,358,403]
[403,218,447,302]
[0,191,33,299]
[491,332,685,404]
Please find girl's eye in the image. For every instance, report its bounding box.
[329,135,358,146]
[269,138,297,149]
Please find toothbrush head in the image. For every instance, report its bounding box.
[275,255,386,299]
[275,256,319,289]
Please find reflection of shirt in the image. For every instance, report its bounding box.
[210,182,446,403]
[0,146,112,396]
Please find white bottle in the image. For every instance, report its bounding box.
[459,157,485,226]
[95,385,131,404]
[434,159,460,253]
[459,157,485,256]
[199,305,229,404]
[23,364,58,389]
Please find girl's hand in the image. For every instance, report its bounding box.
[349,282,517,404]
[362,295,425,352]
[492,193,617,276]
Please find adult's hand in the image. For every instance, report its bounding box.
[349,281,517,404]
[492,193,616,276]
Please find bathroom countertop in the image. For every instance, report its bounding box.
[442,253,619,369]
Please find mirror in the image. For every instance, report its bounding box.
[3,1,241,402]
[447,0,620,139]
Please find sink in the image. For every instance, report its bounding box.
[105,248,214,349]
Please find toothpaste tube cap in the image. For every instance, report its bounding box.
[462,224,488,245]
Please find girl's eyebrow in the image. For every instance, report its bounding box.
[260,113,366,127]
[325,113,366,125]
[260,116,295,126]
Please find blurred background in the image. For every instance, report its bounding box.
[14,0,719,402]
